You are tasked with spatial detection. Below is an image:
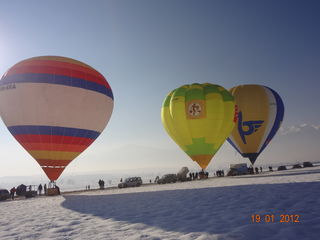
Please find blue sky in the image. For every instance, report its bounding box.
[0,0,319,177]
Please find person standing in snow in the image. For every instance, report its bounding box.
[44,184,47,195]
[55,185,60,195]
[10,187,16,200]
[38,184,43,195]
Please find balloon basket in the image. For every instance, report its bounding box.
[199,171,208,179]
[47,188,60,196]
[46,181,61,196]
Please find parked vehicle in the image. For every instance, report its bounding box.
[16,184,27,196]
[228,163,248,176]
[292,164,302,169]
[303,162,313,168]
[0,189,10,201]
[177,167,189,181]
[157,174,177,184]
[118,177,142,188]
[25,185,38,198]
[277,165,287,171]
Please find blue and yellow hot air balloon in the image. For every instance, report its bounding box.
[0,56,114,181]
[161,83,237,169]
[227,84,284,165]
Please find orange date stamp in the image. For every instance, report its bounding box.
[251,214,301,223]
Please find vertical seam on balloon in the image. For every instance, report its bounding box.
[35,126,44,167]
[171,87,192,147]
[184,85,196,144]
[80,69,91,151]
[256,87,276,152]
[216,87,225,154]
[78,70,91,161]
[54,67,64,167]
[203,85,214,153]
[64,65,75,167]
[258,87,284,155]
[50,67,56,166]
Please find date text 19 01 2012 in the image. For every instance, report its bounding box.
[251,214,300,223]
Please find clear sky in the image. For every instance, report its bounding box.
[0,0,319,177]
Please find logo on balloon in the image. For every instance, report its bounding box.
[238,111,264,144]
[186,101,206,119]
[188,102,202,117]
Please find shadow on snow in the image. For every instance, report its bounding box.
[234,168,320,179]
[61,182,320,235]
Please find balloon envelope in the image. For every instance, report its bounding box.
[227,84,284,164]
[0,56,114,180]
[161,83,236,169]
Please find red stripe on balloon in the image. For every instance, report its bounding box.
[7,65,109,88]
[7,59,111,89]
[41,166,66,181]
[11,59,102,78]
[14,134,95,145]
[36,159,71,167]
[21,142,88,152]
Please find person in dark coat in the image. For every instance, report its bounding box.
[55,185,60,195]
[10,187,16,200]
[44,184,47,195]
[38,184,43,195]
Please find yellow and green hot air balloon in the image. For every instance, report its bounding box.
[161,83,237,169]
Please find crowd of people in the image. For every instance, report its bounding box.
[8,183,57,200]
[215,170,225,177]
[248,166,263,174]
[6,166,277,199]
[188,170,209,180]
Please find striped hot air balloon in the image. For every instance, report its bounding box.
[161,83,237,169]
[227,84,284,165]
[0,56,113,181]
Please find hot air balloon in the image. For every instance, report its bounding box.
[227,84,284,165]
[0,56,113,181]
[161,83,237,169]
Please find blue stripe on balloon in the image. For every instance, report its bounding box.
[227,138,242,155]
[258,87,284,155]
[228,136,259,164]
[8,125,100,139]
[1,73,114,100]
[242,153,259,164]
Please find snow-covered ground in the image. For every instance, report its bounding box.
[1,166,320,240]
